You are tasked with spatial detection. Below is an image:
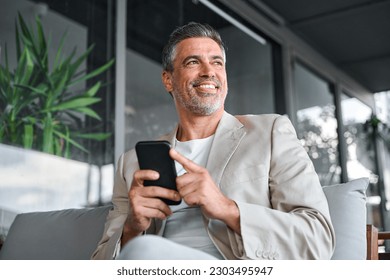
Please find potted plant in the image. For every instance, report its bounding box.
[0,13,114,158]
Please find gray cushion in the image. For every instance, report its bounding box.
[322,178,369,260]
[0,205,111,260]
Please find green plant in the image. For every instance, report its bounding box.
[364,114,390,151]
[0,13,114,158]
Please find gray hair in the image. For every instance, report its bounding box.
[162,22,226,72]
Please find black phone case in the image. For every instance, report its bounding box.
[135,140,181,205]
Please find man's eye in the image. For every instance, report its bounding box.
[213,61,223,66]
[186,60,198,65]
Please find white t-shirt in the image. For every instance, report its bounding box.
[162,134,224,259]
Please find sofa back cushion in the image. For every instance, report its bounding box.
[322,178,369,260]
[0,205,111,260]
[0,178,369,260]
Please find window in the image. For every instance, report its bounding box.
[293,63,341,185]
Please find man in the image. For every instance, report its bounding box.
[92,22,335,260]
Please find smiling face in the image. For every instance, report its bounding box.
[162,37,228,117]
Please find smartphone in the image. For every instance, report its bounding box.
[135,140,181,205]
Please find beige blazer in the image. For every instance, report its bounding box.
[92,112,335,260]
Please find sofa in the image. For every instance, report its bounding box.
[0,178,369,260]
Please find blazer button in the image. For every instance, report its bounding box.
[270,252,279,260]
[262,251,269,259]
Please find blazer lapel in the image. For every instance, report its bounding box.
[206,112,246,187]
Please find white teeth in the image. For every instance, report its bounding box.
[198,84,216,89]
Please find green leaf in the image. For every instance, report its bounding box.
[16,47,34,86]
[70,59,114,86]
[23,124,34,149]
[13,84,47,95]
[73,132,111,141]
[17,13,39,59]
[73,107,101,120]
[24,116,37,124]
[42,115,54,153]
[63,127,70,158]
[24,47,34,77]
[53,46,75,77]
[0,126,4,142]
[0,65,12,101]
[0,85,8,102]
[49,97,101,111]
[18,14,42,60]
[35,16,47,56]
[85,81,101,97]
[14,95,39,117]
[14,48,27,84]
[17,13,50,85]
[53,138,62,157]
[52,68,69,98]
[18,12,33,42]
[53,130,89,153]
[68,44,94,78]
[53,31,68,69]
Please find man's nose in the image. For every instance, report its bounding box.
[199,63,215,77]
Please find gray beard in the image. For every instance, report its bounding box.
[176,92,222,116]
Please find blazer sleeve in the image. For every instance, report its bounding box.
[91,153,134,260]
[227,115,335,259]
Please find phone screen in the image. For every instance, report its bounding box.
[135,140,180,205]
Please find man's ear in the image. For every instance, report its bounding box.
[162,71,173,93]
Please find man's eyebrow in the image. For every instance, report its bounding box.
[182,55,224,64]
[211,55,224,61]
[182,55,200,64]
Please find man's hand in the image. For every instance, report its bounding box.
[121,169,180,246]
[169,148,241,234]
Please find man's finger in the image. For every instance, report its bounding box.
[133,169,160,185]
[169,148,202,173]
[141,186,181,202]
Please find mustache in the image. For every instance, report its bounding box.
[191,78,222,88]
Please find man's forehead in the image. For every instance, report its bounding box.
[176,37,223,57]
